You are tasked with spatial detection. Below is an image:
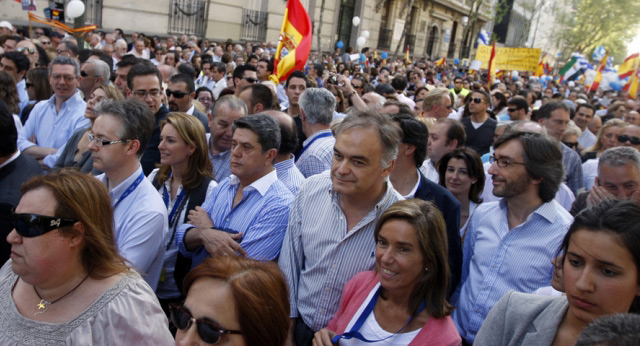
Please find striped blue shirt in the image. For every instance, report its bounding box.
[210,149,231,183]
[296,129,335,178]
[175,169,294,266]
[451,199,573,343]
[274,156,305,195]
[278,171,403,331]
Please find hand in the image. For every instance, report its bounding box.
[336,75,354,96]
[312,328,338,346]
[550,255,565,293]
[586,185,615,207]
[187,206,214,229]
[627,190,640,206]
[200,228,246,257]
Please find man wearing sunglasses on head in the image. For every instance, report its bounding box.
[461,90,497,156]
[232,64,258,97]
[166,73,209,132]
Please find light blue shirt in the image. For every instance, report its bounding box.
[274,156,305,195]
[278,172,403,331]
[207,136,232,183]
[175,169,294,266]
[296,129,335,179]
[16,79,29,113]
[95,166,168,291]
[451,199,572,344]
[17,91,88,167]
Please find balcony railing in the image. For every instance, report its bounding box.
[168,0,209,37]
[240,9,268,42]
[377,28,392,51]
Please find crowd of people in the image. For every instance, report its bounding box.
[1,20,640,345]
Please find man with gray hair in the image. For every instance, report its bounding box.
[78,59,110,101]
[18,56,89,168]
[176,113,294,267]
[89,99,167,291]
[279,110,403,344]
[423,87,453,119]
[207,95,248,182]
[296,87,336,178]
[570,146,640,215]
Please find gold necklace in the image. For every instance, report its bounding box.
[33,273,90,315]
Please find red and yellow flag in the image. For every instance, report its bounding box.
[404,46,411,64]
[619,53,639,79]
[623,60,640,98]
[536,53,547,77]
[435,57,446,67]
[487,42,496,84]
[272,0,312,83]
[589,53,608,92]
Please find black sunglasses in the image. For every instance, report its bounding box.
[471,98,484,104]
[243,77,259,84]
[10,209,77,237]
[562,141,579,149]
[617,134,640,145]
[25,82,34,88]
[166,89,190,98]
[170,304,242,344]
[507,107,519,112]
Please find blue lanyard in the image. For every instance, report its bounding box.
[163,187,187,225]
[113,172,145,208]
[331,286,425,344]
[295,132,332,161]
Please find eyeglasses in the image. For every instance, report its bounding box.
[56,49,69,55]
[352,84,363,89]
[617,134,640,145]
[10,209,77,238]
[507,108,519,112]
[80,70,95,78]
[132,89,162,98]
[25,82,34,88]
[243,77,258,84]
[17,47,35,55]
[50,74,76,82]
[87,133,130,147]
[471,98,484,104]
[489,155,526,168]
[170,304,242,344]
[562,141,579,150]
[166,89,190,98]
[40,41,51,45]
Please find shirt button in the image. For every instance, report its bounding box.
[225,218,230,222]
[340,216,343,219]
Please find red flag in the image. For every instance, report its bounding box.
[487,42,496,84]
[272,0,312,83]
[619,53,639,79]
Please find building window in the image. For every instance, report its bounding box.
[168,0,209,37]
[241,9,268,42]
[336,0,356,49]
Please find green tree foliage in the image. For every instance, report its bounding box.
[557,0,640,63]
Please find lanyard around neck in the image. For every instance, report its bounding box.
[331,285,426,344]
[295,132,332,161]
[113,171,145,208]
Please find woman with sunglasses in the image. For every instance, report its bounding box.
[580,118,626,163]
[53,84,123,173]
[173,256,289,345]
[148,112,216,315]
[475,200,640,346]
[2,169,173,344]
[20,67,53,125]
[313,199,461,346]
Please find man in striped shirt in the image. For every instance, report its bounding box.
[451,131,573,345]
[279,110,403,345]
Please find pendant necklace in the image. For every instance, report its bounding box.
[33,273,90,315]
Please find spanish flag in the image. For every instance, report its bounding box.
[589,53,608,92]
[536,53,547,77]
[272,0,312,83]
[619,53,639,79]
[435,57,446,67]
[623,60,640,99]
[487,42,496,84]
[404,46,411,64]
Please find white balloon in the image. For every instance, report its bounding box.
[357,36,366,47]
[352,17,360,27]
[66,0,85,19]
[362,30,370,39]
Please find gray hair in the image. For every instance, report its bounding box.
[114,39,127,49]
[49,56,80,78]
[212,95,248,119]
[564,121,582,138]
[94,99,155,158]
[84,59,111,84]
[422,87,449,112]
[598,146,640,174]
[299,88,335,125]
[233,113,280,154]
[575,313,640,346]
[332,109,401,168]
